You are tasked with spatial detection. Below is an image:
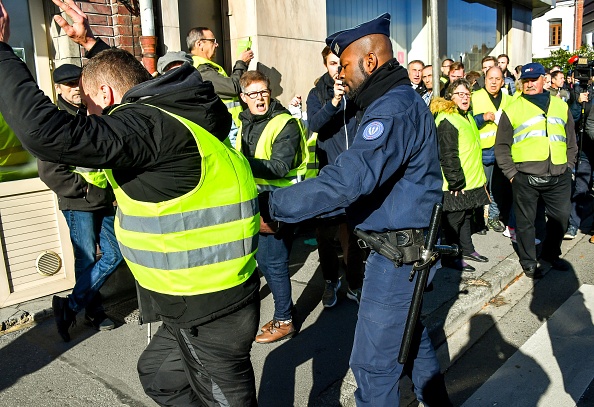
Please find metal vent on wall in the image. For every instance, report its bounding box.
[36,251,62,276]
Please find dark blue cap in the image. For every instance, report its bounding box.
[53,63,82,84]
[325,13,391,57]
[520,62,545,80]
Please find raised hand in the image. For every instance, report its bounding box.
[51,0,96,50]
[332,75,345,107]
[0,1,10,43]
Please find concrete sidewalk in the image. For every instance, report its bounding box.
[0,225,590,406]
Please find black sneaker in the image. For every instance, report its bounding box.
[523,265,544,279]
[52,296,76,342]
[540,256,571,271]
[487,218,505,233]
[85,311,116,331]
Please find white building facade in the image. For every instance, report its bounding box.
[533,0,576,58]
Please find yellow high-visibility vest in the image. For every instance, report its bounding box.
[237,113,308,192]
[435,112,486,191]
[504,96,568,165]
[304,131,319,179]
[471,88,510,149]
[192,56,243,127]
[71,167,108,189]
[0,112,37,182]
[105,105,259,295]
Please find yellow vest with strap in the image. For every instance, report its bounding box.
[104,104,259,296]
[504,96,568,165]
[192,55,243,127]
[304,131,319,179]
[471,88,510,149]
[0,112,37,182]
[435,112,486,191]
[71,167,108,189]
[237,113,308,191]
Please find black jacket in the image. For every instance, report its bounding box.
[238,99,302,180]
[195,58,248,100]
[38,95,115,212]
[0,39,259,328]
[306,73,358,169]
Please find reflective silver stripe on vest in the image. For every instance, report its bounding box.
[549,134,567,143]
[75,167,101,172]
[513,115,545,136]
[119,234,258,270]
[117,199,258,234]
[547,117,566,126]
[512,130,546,144]
[225,100,241,109]
[480,130,496,139]
[256,184,279,193]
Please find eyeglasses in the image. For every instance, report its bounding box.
[452,92,471,98]
[201,38,217,45]
[442,64,451,68]
[244,89,271,99]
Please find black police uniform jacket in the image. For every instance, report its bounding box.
[267,59,444,233]
[0,39,259,329]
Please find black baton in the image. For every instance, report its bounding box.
[398,203,445,364]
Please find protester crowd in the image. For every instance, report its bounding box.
[0,1,592,406]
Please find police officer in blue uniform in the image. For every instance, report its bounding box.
[262,13,451,407]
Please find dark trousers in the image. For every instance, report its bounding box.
[512,170,572,269]
[137,299,259,406]
[316,222,365,289]
[442,209,475,257]
[484,163,500,220]
[569,141,594,229]
[491,163,514,226]
[350,252,451,406]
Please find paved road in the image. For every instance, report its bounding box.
[440,232,594,407]
[1,228,593,406]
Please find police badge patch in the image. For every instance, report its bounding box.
[362,121,384,140]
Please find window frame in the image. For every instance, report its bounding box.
[549,21,562,47]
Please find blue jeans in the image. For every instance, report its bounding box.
[256,232,293,321]
[569,146,594,229]
[350,252,449,406]
[63,209,123,314]
[483,163,500,220]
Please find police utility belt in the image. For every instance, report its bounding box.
[355,228,425,266]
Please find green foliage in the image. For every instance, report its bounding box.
[534,45,594,72]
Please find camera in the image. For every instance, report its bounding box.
[571,56,594,85]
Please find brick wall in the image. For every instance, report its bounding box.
[52,0,143,60]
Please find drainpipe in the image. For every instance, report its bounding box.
[430,0,440,99]
[138,0,157,75]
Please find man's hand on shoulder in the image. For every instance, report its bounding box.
[0,1,10,43]
[51,0,96,51]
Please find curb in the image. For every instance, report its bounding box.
[313,234,589,405]
[424,256,523,347]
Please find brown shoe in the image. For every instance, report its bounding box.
[255,320,295,344]
[590,235,594,244]
[260,319,273,332]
